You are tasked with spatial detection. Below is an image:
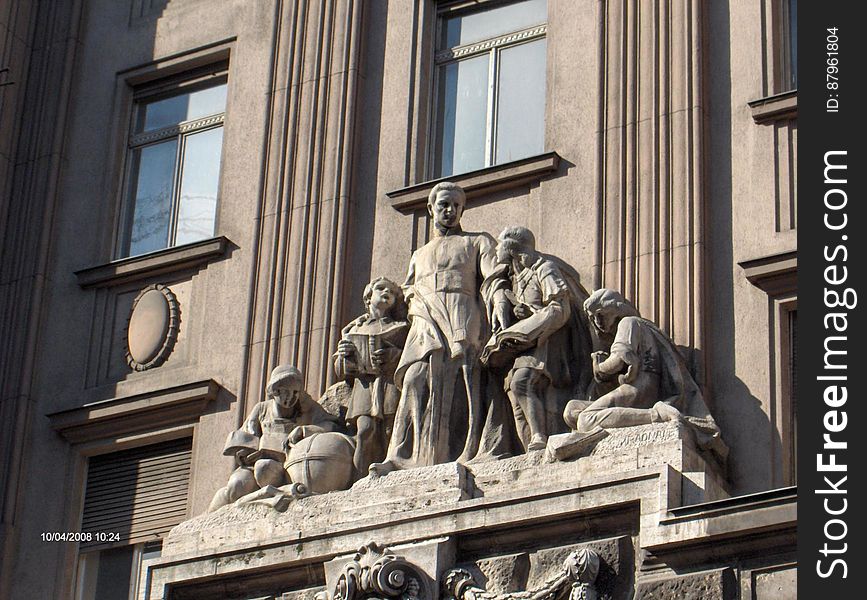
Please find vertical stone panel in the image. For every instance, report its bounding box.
[595,0,706,377]
[0,0,83,595]
[243,0,363,413]
[774,118,797,232]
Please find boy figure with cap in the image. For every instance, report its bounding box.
[207,365,339,511]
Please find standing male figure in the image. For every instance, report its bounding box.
[482,226,592,452]
[370,182,512,474]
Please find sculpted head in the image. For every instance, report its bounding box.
[583,288,639,335]
[266,365,305,410]
[427,182,466,230]
[363,276,407,320]
[497,226,537,266]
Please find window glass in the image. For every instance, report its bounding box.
[441,0,547,48]
[175,127,223,246]
[435,55,490,177]
[127,140,177,256]
[138,82,227,132]
[77,546,136,600]
[788,0,797,90]
[433,0,547,178]
[495,38,546,164]
[121,76,226,258]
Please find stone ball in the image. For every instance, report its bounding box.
[285,432,356,494]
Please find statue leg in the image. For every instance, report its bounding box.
[370,361,429,475]
[253,458,288,488]
[207,486,232,512]
[576,372,662,432]
[226,466,258,502]
[353,415,379,478]
[507,367,548,451]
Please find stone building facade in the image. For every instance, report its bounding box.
[0,1,797,598]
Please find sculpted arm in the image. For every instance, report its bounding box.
[596,317,641,380]
[536,265,572,335]
[241,402,265,437]
[477,234,511,331]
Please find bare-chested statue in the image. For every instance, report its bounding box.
[370,182,513,475]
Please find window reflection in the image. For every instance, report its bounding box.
[138,83,227,133]
[433,0,548,178]
[495,39,546,165]
[128,140,176,256]
[121,76,226,257]
[175,127,223,246]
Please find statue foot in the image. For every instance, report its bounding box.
[527,434,548,452]
[651,401,684,423]
[368,460,395,478]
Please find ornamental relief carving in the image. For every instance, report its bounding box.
[330,543,428,600]
[125,283,180,371]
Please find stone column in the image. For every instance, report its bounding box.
[240,0,364,416]
[594,0,708,382]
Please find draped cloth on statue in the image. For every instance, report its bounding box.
[383,227,512,470]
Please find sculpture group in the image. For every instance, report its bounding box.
[209,182,725,511]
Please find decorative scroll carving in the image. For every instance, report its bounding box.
[333,543,428,600]
[444,549,601,600]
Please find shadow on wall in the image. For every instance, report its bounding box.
[345,0,388,320]
[706,0,776,495]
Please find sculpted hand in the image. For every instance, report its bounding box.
[287,426,306,446]
[513,304,531,320]
[591,351,611,381]
[337,339,357,358]
[492,301,510,333]
[371,348,389,367]
[235,449,254,467]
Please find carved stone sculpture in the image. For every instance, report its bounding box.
[207,365,351,512]
[331,543,428,600]
[370,182,514,475]
[563,289,727,460]
[444,549,601,600]
[481,226,593,452]
[334,277,409,476]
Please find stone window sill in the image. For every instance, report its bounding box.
[75,236,231,288]
[47,379,220,445]
[386,152,561,213]
[739,250,797,296]
[748,90,797,124]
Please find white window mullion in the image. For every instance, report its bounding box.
[167,134,185,247]
[484,48,497,168]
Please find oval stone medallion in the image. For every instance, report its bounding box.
[126,284,180,370]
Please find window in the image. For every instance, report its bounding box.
[119,69,227,258]
[74,438,192,600]
[432,0,547,178]
[777,0,797,91]
[739,252,797,486]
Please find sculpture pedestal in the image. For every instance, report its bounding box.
[148,423,730,599]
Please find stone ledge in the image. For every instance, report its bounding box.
[163,422,723,561]
[74,236,231,288]
[47,379,220,444]
[748,90,797,124]
[386,152,561,213]
[739,250,796,296]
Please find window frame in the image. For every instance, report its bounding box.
[739,251,797,487]
[116,62,229,259]
[428,0,548,179]
[775,0,797,93]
